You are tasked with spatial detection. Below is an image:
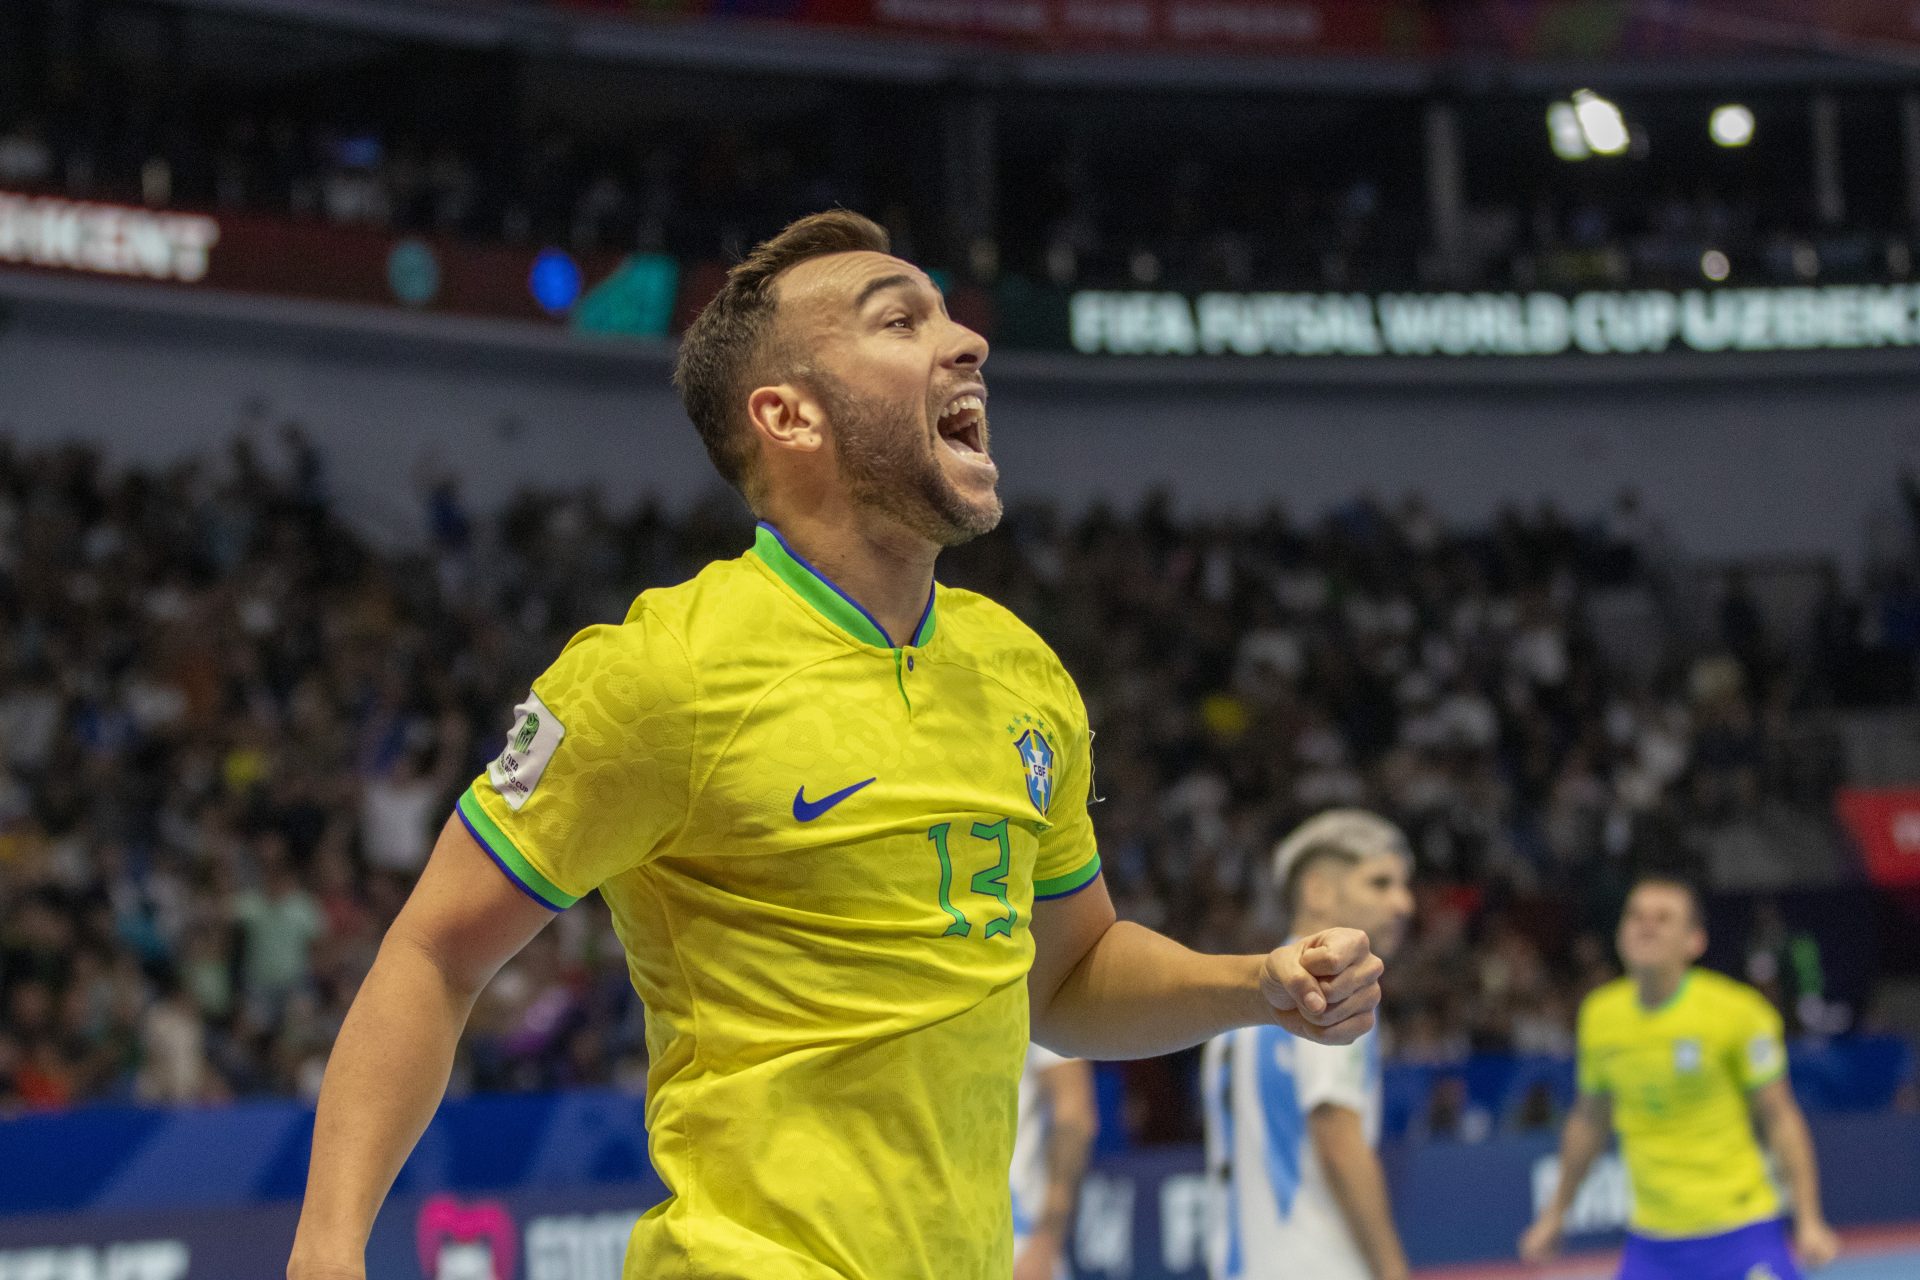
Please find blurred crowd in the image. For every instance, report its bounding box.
[0,429,1913,1129]
[5,96,1900,295]
[4,24,1912,296]
[0,98,869,269]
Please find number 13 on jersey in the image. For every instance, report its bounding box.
[930,820,1018,940]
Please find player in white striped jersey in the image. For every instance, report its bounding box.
[1202,811,1415,1280]
[1012,1044,1097,1280]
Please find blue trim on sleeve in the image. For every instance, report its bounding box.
[456,804,566,913]
[1035,869,1104,902]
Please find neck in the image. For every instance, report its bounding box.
[761,505,938,647]
[1634,965,1688,1010]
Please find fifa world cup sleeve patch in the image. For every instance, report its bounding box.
[1747,1032,1783,1081]
[487,692,564,811]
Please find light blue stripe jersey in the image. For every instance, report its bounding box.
[1200,1023,1382,1280]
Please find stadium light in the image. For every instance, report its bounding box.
[1710,104,1755,148]
[1547,102,1590,161]
[1572,90,1629,156]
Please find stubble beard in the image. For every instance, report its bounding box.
[816,374,1002,547]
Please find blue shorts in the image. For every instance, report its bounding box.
[1617,1219,1802,1280]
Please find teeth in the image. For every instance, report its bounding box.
[938,394,984,424]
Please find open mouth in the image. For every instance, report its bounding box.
[936,392,988,458]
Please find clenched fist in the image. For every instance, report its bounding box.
[1257,927,1383,1045]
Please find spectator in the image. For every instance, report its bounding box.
[0,428,1902,1130]
[232,841,324,1021]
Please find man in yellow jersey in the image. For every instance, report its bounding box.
[1519,876,1840,1280]
[286,210,1384,1280]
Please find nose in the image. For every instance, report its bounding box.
[945,317,989,370]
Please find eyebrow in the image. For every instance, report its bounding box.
[853,273,933,313]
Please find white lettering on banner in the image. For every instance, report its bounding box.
[1159,1173,1210,1271]
[433,1241,494,1280]
[526,1212,641,1280]
[0,1241,189,1280]
[1197,292,1382,356]
[1891,811,1920,853]
[1532,1152,1631,1234]
[1074,1172,1136,1275]
[0,192,218,283]
[1069,285,1920,357]
[1071,291,1198,356]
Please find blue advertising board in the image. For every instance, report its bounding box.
[0,1046,1916,1280]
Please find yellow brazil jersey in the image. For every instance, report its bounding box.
[454,522,1102,1280]
[1576,968,1788,1239]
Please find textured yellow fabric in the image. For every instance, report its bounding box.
[461,525,1100,1279]
[1576,968,1787,1238]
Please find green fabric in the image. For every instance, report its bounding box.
[1639,968,1694,1014]
[1034,854,1102,900]
[751,525,936,649]
[910,596,937,647]
[458,787,580,909]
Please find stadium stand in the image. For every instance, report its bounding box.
[1,429,1914,1134]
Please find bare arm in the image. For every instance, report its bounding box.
[1027,876,1381,1059]
[1518,1092,1611,1262]
[1752,1078,1840,1267]
[1311,1105,1410,1280]
[1013,1060,1098,1280]
[287,816,558,1280]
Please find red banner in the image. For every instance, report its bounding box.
[1836,787,1920,889]
[0,189,632,325]
[556,0,1920,58]
[557,0,1434,54]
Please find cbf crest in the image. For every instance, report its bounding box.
[1007,713,1056,818]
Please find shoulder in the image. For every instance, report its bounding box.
[936,585,1056,654]
[1690,969,1778,1024]
[576,551,804,685]
[936,586,1083,710]
[528,593,706,748]
[1687,967,1754,1006]
[1578,978,1633,1028]
[544,602,692,690]
[618,553,764,646]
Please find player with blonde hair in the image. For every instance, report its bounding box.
[1204,809,1416,1280]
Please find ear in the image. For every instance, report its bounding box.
[746,384,825,457]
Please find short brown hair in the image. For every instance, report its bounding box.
[673,210,891,506]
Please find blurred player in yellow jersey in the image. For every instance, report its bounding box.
[287,210,1385,1280]
[1520,877,1840,1280]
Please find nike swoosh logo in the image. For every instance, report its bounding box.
[792,777,877,822]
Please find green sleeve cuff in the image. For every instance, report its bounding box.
[1035,854,1102,901]
[456,786,581,910]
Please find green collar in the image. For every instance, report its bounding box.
[1637,968,1693,1015]
[751,522,936,649]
